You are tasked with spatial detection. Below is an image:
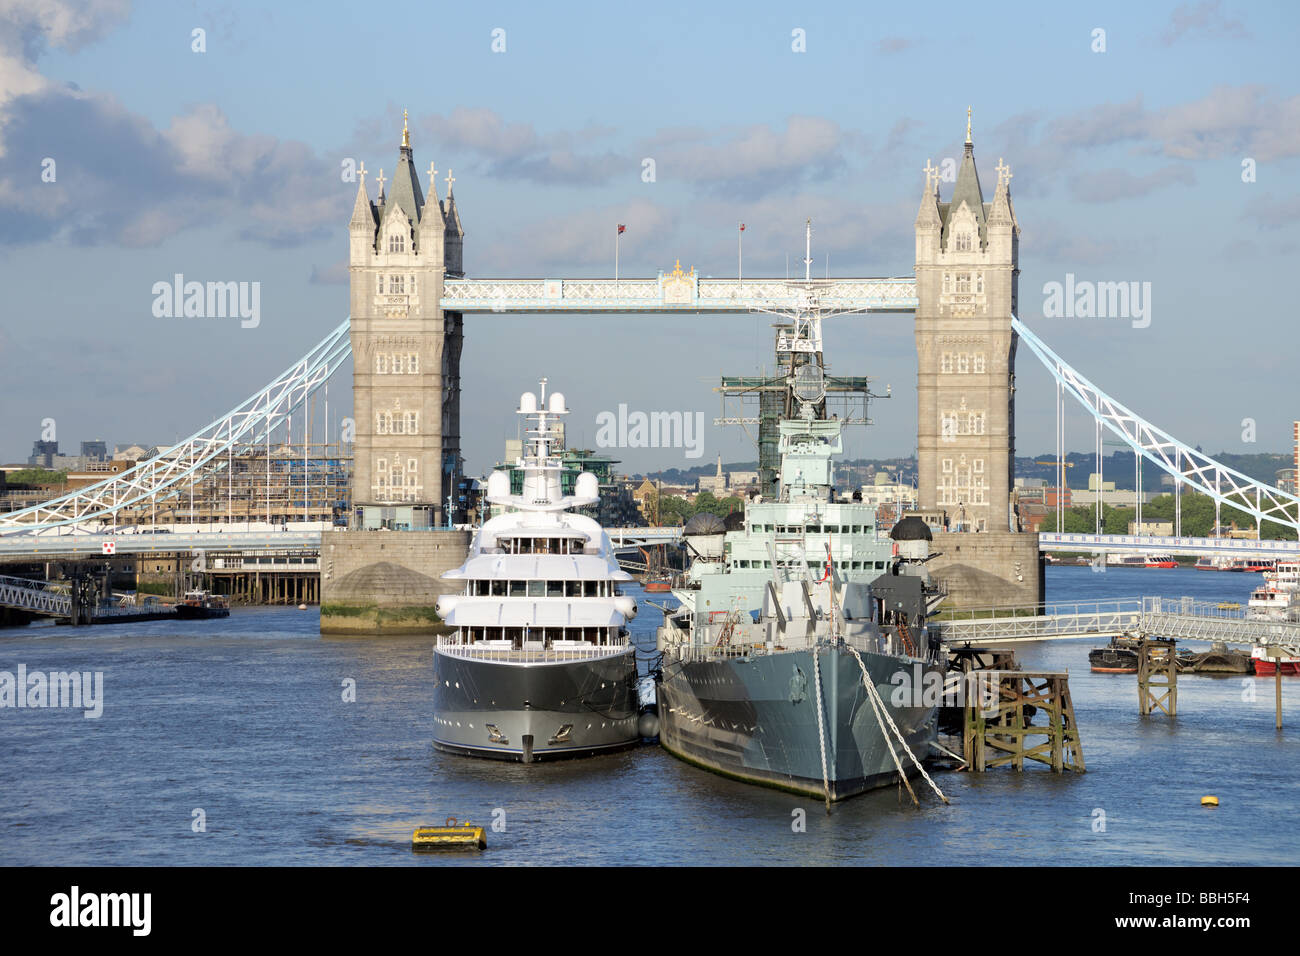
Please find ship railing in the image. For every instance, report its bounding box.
[667,626,886,662]
[435,638,632,663]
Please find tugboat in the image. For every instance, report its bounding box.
[654,222,947,803]
[174,589,230,619]
[1088,634,1141,673]
[431,380,643,762]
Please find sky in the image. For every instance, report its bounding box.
[0,0,1297,476]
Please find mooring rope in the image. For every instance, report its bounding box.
[865,668,919,806]
[845,642,950,805]
[810,644,832,812]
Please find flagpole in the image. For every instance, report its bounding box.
[738,223,743,282]
[615,224,620,285]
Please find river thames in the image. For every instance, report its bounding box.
[2,566,1297,866]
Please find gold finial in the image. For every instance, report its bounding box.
[402,109,410,148]
[966,106,972,145]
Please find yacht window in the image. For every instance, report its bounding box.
[491,580,506,596]
[509,581,525,597]
[584,581,597,597]
[547,581,563,597]
[566,581,582,597]
[528,581,546,597]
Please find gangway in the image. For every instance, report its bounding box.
[932,596,1300,656]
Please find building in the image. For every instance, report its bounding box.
[347,115,463,529]
[698,455,727,495]
[728,470,759,488]
[1128,519,1173,536]
[914,114,1018,533]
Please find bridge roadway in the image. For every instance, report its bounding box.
[3,527,1294,561]
[1040,533,1300,559]
[0,527,684,559]
[933,596,1300,655]
[439,276,918,314]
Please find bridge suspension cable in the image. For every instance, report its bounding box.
[1013,316,1300,536]
[0,319,353,535]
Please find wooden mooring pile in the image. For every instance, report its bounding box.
[944,646,1086,773]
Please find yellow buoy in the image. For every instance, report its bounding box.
[1201,795,1219,807]
[412,817,487,851]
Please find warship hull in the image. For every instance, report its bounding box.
[657,645,942,801]
[432,647,641,762]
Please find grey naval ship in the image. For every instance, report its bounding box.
[654,222,947,802]
[432,380,643,762]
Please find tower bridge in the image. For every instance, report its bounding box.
[2,112,1297,626]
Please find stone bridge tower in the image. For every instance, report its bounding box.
[914,112,1019,533]
[347,115,464,528]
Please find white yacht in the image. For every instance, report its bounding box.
[432,380,642,762]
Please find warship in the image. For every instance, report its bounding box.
[432,380,643,762]
[654,223,948,802]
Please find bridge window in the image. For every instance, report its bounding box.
[405,411,418,435]
[375,354,389,374]
[942,457,953,473]
[942,273,953,294]
[389,274,405,294]
[973,353,986,373]
[975,272,985,295]
[376,412,391,435]
[941,352,953,374]
[393,354,404,374]
[957,353,969,373]
[388,233,405,253]
[954,230,972,252]
[408,352,419,374]
[956,273,972,293]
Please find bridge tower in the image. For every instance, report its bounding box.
[914,112,1019,532]
[347,115,464,528]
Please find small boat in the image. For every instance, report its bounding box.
[1089,635,1142,673]
[1107,553,1177,568]
[643,575,673,593]
[1247,586,1299,622]
[1195,556,1233,571]
[1251,646,1300,676]
[175,589,230,619]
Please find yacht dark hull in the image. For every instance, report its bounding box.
[432,647,641,762]
[657,645,942,801]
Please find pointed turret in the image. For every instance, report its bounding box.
[443,168,464,276]
[349,169,377,232]
[418,155,445,266]
[915,158,942,263]
[384,109,425,232]
[942,107,987,250]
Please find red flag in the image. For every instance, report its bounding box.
[739,223,746,231]
[617,224,626,234]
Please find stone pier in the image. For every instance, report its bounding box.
[319,529,469,635]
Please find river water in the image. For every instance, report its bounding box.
[2,566,1297,866]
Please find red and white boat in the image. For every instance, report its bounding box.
[1251,646,1300,676]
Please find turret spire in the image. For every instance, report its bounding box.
[965,106,972,147]
[402,108,410,149]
